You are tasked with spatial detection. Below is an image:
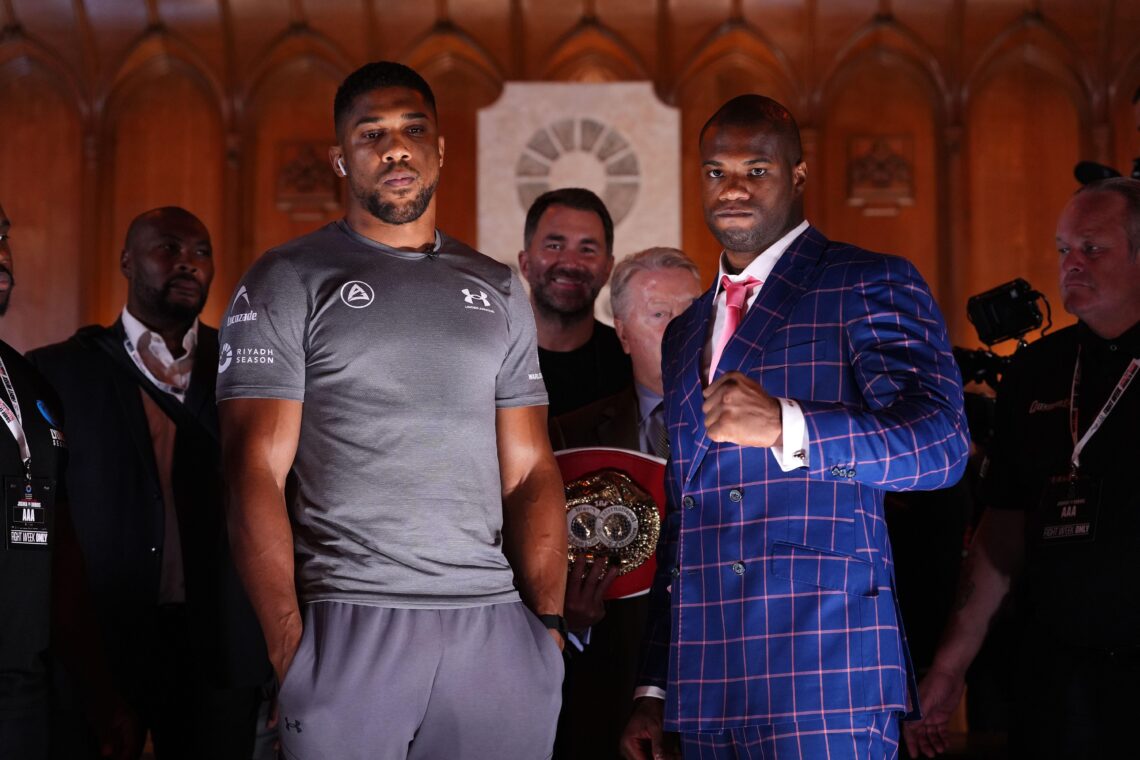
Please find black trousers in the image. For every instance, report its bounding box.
[554,595,650,760]
[1010,639,1140,759]
[0,694,48,760]
[52,604,261,760]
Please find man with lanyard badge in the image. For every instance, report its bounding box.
[0,205,136,759]
[906,177,1140,757]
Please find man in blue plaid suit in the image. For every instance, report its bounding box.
[619,96,969,759]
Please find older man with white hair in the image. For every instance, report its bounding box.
[550,246,703,760]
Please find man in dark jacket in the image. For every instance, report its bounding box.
[29,207,268,759]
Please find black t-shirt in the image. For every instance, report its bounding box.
[0,339,66,712]
[981,321,1140,651]
[537,321,632,417]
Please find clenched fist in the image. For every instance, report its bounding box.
[702,371,782,448]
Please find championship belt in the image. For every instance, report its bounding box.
[554,447,666,600]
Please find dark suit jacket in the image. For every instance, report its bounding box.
[548,385,640,452]
[28,321,268,688]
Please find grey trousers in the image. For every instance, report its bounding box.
[278,600,564,760]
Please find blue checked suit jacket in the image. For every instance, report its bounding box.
[640,226,969,733]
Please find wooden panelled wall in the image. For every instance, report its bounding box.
[1,0,1138,353]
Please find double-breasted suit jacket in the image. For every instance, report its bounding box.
[640,226,969,734]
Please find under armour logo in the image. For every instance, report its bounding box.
[285,717,303,734]
[462,288,490,307]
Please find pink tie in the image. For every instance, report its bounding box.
[710,274,760,378]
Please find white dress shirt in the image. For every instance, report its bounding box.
[121,307,199,402]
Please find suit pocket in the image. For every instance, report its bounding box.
[769,540,877,598]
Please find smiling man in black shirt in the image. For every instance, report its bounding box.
[519,188,632,416]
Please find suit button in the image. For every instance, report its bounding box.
[830,466,840,476]
[731,561,746,575]
[728,488,743,502]
[670,567,680,579]
[682,496,695,509]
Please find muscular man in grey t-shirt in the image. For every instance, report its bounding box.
[217,62,567,760]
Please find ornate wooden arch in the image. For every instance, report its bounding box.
[402,21,504,97]
[243,24,353,110]
[101,25,226,127]
[0,29,88,125]
[672,21,801,113]
[965,12,1092,125]
[819,14,948,119]
[538,18,649,82]
[1111,39,1140,108]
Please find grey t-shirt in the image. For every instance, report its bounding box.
[216,222,548,607]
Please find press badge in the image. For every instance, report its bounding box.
[5,477,55,550]
[1038,474,1100,544]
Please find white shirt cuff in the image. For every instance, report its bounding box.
[633,686,667,701]
[769,398,809,471]
[566,627,591,652]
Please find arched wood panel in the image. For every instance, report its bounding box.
[540,22,650,82]
[0,62,83,352]
[102,66,226,327]
[819,56,942,299]
[966,60,1082,347]
[1111,70,1139,176]
[424,63,502,249]
[407,33,504,251]
[246,59,342,273]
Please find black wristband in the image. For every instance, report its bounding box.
[537,613,567,639]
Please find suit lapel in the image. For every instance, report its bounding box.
[672,291,715,487]
[105,321,163,492]
[711,227,825,381]
[184,326,219,441]
[682,227,827,486]
[595,386,640,451]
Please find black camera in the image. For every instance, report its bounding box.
[966,278,1045,347]
[952,347,1010,390]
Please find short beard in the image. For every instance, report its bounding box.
[707,216,773,254]
[136,280,205,325]
[531,283,598,327]
[528,291,592,328]
[357,178,438,226]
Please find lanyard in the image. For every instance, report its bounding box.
[1068,346,1140,474]
[0,355,31,476]
[123,337,187,399]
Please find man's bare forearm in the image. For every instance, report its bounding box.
[226,466,301,680]
[219,398,303,681]
[497,405,567,617]
[502,457,567,615]
[929,508,1025,678]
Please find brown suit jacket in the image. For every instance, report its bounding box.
[548,384,639,452]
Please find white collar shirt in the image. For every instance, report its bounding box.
[121,306,199,402]
[701,219,810,382]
